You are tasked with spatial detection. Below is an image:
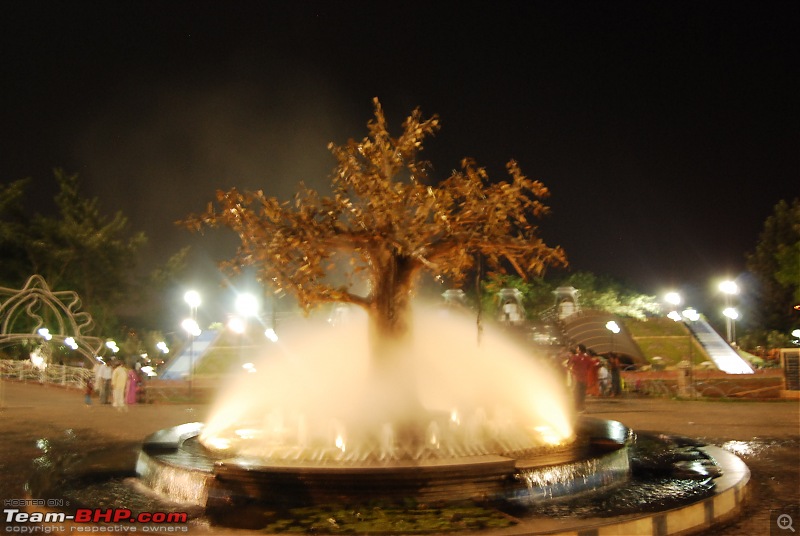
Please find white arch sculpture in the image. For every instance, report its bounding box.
[0,275,104,365]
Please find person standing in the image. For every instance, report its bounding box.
[568,345,593,411]
[83,376,93,406]
[111,361,128,411]
[94,359,111,404]
[608,353,622,397]
[125,366,140,406]
[586,350,601,396]
[597,361,610,397]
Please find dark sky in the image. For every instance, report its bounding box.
[1,1,797,313]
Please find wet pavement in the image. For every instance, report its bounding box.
[0,380,797,534]
[590,397,799,535]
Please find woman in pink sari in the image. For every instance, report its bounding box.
[125,367,140,405]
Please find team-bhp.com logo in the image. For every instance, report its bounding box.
[4,508,188,531]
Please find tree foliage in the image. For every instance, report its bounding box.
[29,170,146,296]
[0,169,187,339]
[481,270,660,321]
[23,170,147,332]
[746,198,800,333]
[0,178,33,286]
[559,272,660,320]
[183,99,567,341]
[480,272,555,317]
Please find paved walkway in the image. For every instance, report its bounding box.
[0,380,797,534]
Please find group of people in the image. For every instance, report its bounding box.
[87,358,141,410]
[565,344,622,410]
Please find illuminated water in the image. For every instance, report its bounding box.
[200,304,574,462]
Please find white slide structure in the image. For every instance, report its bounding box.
[686,318,753,374]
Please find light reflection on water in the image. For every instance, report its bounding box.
[721,439,773,458]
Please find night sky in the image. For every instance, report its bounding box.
[1,1,797,314]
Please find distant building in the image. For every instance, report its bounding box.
[554,286,581,321]
[496,288,525,326]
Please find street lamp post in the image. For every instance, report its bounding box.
[667,292,699,397]
[682,307,700,398]
[183,290,201,399]
[605,320,620,354]
[723,307,739,346]
[233,292,259,360]
[719,281,739,344]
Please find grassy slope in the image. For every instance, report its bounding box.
[624,317,709,368]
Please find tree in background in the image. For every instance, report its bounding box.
[746,198,800,341]
[480,270,660,322]
[0,178,34,287]
[480,272,556,319]
[23,169,147,334]
[559,271,660,320]
[184,99,567,366]
[0,170,189,348]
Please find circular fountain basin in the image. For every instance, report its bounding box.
[136,417,631,528]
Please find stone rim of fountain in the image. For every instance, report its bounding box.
[135,416,633,528]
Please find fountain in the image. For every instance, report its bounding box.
[133,305,635,529]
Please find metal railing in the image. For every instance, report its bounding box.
[620,374,783,399]
[0,359,92,390]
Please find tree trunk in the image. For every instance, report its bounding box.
[367,252,416,355]
[364,252,423,423]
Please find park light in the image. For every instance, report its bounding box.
[181,318,201,337]
[719,280,739,344]
[605,320,620,354]
[37,327,52,340]
[723,307,739,320]
[235,292,259,318]
[64,336,78,350]
[664,292,682,321]
[719,280,739,296]
[105,340,119,353]
[228,316,246,334]
[264,328,279,342]
[30,348,46,370]
[181,291,201,399]
[156,341,169,354]
[682,308,700,322]
[184,289,201,309]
